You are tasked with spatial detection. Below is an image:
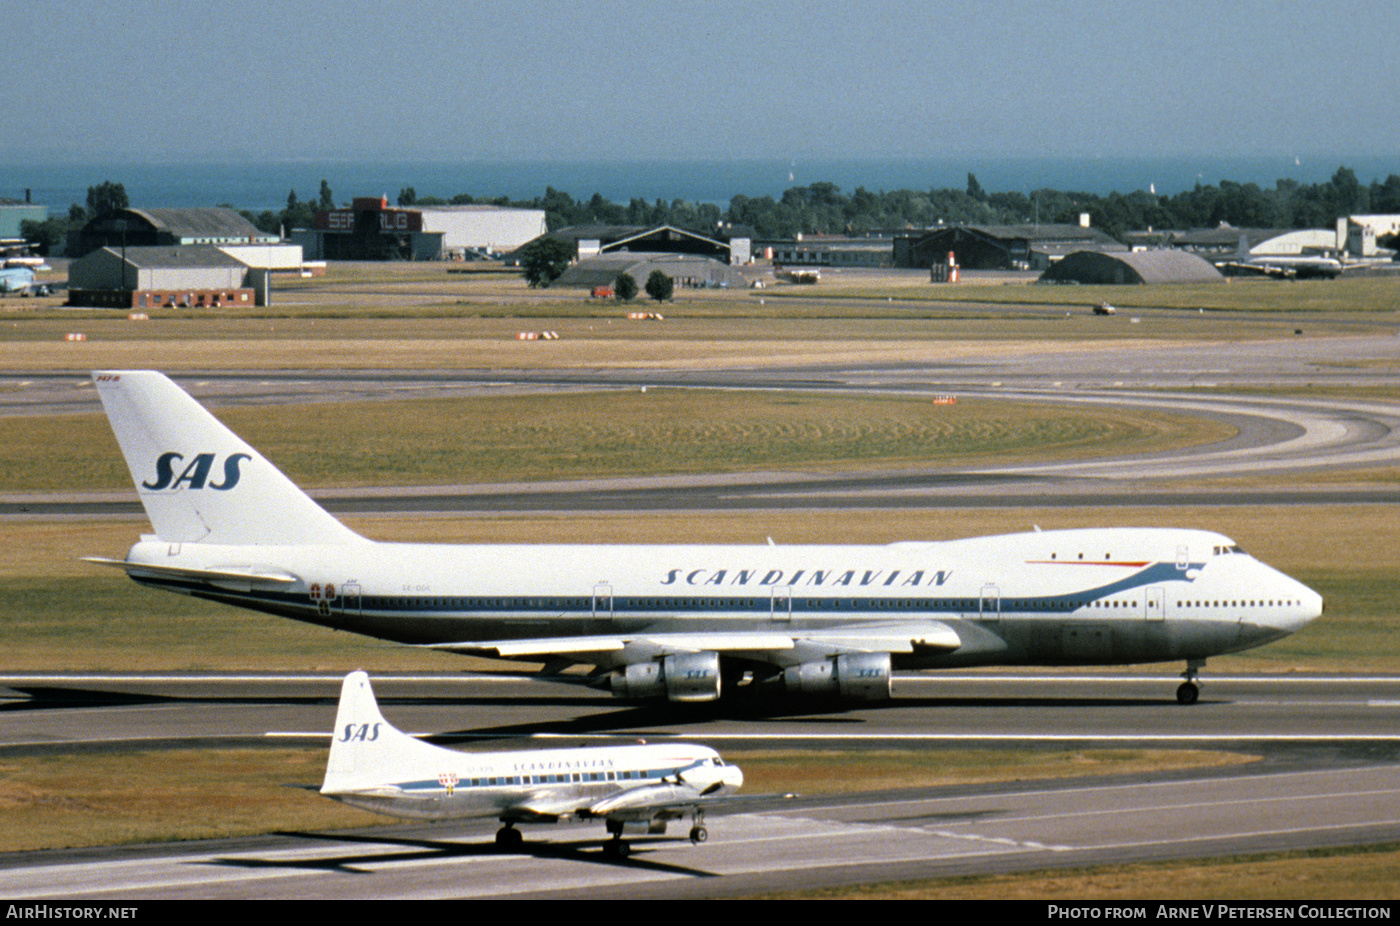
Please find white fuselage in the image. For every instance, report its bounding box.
[124,525,1321,670]
[322,741,738,822]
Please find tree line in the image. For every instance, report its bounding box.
[392,167,1398,241]
[22,167,1400,256]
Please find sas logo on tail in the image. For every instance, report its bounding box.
[143,452,252,491]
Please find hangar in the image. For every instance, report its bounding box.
[895,223,1126,271]
[1038,249,1224,285]
[552,252,748,290]
[1169,225,1339,258]
[70,208,279,257]
[294,197,546,261]
[527,224,749,265]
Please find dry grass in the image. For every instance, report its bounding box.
[0,390,1233,491]
[0,746,379,852]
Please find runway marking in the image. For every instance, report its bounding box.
[521,732,1400,744]
[1078,816,1400,854]
[4,672,1400,685]
[925,829,1072,852]
[767,765,1400,815]
[939,786,1400,828]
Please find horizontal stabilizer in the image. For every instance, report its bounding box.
[81,556,297,588]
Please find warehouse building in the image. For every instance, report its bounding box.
[761,235,893,268]
[293,197,547,260]
[67,245,263,308]
[1,196,47,240]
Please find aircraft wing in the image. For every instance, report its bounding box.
[81,556,298,589]
[425,620,961,665]
[584,781,731,821]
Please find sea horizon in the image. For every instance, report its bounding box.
[3,154,1396,215]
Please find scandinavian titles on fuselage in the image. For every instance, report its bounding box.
[661,567,953,587]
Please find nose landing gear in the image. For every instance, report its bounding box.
[1177,659,1205,704]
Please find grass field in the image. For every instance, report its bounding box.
[0,389,1234,492]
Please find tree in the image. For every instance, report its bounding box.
[966,172,986,202]
[644,269,673,303]
[20,217,68,255]
[398,187,416,206]
[318,179,335,209]
[86,181,128,220]
[281,189,316,232]
[519,237,574,287]
[614,272,638,302]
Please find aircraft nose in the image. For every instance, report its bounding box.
[1294,585,1324,630]
[1268,580,1323,636]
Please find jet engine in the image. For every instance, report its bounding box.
[609,651,722,702]
[781,652,892,701]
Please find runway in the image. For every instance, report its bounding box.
[4,673,1400,751]
[1,739,1396,898]
[1,674,1399,899]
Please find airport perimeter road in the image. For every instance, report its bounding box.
[2,762,1397,900]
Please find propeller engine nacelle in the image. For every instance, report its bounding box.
[781,652,892,701]
[610,651,722,701]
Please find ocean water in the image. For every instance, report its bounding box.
[2,155,1395,214]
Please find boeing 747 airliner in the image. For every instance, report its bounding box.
[85,371,1322,705]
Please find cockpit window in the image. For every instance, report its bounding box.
[1212,544,1246,556]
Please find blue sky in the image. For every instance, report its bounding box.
[6,0,1398,163]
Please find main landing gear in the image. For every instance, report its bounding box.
[600,810,709,857]
[688,807,708,844]
[603,818,631,858]
[495,822,524,850]
[1177,659,1205,705]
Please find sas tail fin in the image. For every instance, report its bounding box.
[321,671,449,796]
[92,371,362,546]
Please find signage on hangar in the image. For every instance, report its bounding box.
[315,206,423,233]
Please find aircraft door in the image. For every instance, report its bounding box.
[771,586,792,623]
[1144,586,1165,621]
[980,584,1000,621]
[592,582,614,620]
[337,582,362,617]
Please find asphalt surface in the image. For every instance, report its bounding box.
[1,673,1398,899]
